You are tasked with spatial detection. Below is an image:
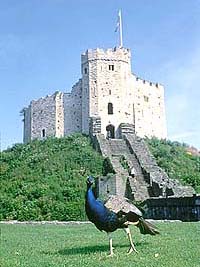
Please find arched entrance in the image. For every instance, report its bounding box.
[106,124,115,139]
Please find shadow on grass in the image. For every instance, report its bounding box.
[53,241,148,256]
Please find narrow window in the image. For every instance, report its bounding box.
[109,65,114,71]
[144,96,149,102]
[107,185,110,193]
[109,89,111,95]
[108,103,113,114]
[84,68,87,74]
[42,129,46,138]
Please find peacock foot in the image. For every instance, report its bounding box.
[107,247,115,257]
[107,252,115,257]
[127,246,138,254]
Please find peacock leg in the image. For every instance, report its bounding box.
[107,232,114,256]
[124,227,138,254]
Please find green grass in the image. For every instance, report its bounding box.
[1,222,200,267]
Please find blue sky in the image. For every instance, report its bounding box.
[0,0,200,150]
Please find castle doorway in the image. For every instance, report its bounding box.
[106,124,115,139]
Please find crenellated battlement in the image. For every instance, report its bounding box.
[81,47,131,65]
[134,75,163,89]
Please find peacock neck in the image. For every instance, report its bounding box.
[86,186,96,203]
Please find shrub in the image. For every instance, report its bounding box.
[0,134,104,221]
[146,137,200,193]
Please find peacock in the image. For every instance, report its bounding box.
[85,176,159,256]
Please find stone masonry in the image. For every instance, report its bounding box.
[22,46,167,142]
[94,124,195,202]
[22,91,64,143]
[145,195,200,221]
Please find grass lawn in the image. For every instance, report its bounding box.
[1,222,200,267]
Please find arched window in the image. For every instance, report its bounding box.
[108,103,113,114]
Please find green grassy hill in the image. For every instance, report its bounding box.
[0,134,199,221]
[0,134,104,221]
[146,137,200,193]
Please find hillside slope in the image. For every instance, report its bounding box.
[1,135,199,221]
[0,134,104,221]
[146,137,200,193]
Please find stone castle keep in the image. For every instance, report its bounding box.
[22,47,167,143]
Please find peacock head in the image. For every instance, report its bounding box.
[87,176,95,186]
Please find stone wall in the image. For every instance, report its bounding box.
[31,93,57,140]
[96,174,117,200]
[133,77,167,138]
[81,53,90,134]
[64,79,82,135]
[23,46,167,143]
[23,106,31,143]
[144,195,200,221]
[23,91,65,142]
[55,92,64,138]
[89,116,101,137]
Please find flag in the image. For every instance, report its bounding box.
[115,9,123,47]
[115,10,121,32]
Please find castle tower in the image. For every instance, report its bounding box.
[81,47,132,137]
[22,91,64,143]
[81,46,167,139]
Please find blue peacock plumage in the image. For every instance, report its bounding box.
[85,176,159,256]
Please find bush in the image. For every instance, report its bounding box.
[146,137,200,192]
[0,134,104,221]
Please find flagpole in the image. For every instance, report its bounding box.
[119,9,123,47]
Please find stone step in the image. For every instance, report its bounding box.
[108,139,130,155]
[126,155,143,175]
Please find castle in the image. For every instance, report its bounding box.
[22,46,198,220]
[22,46,167,143]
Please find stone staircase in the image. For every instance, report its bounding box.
[93,132,195,202]
[123,133,195,198]
[94,135,152,201]
[108,138,150,201]
[108,139,129,156]
[125,153,149,201]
